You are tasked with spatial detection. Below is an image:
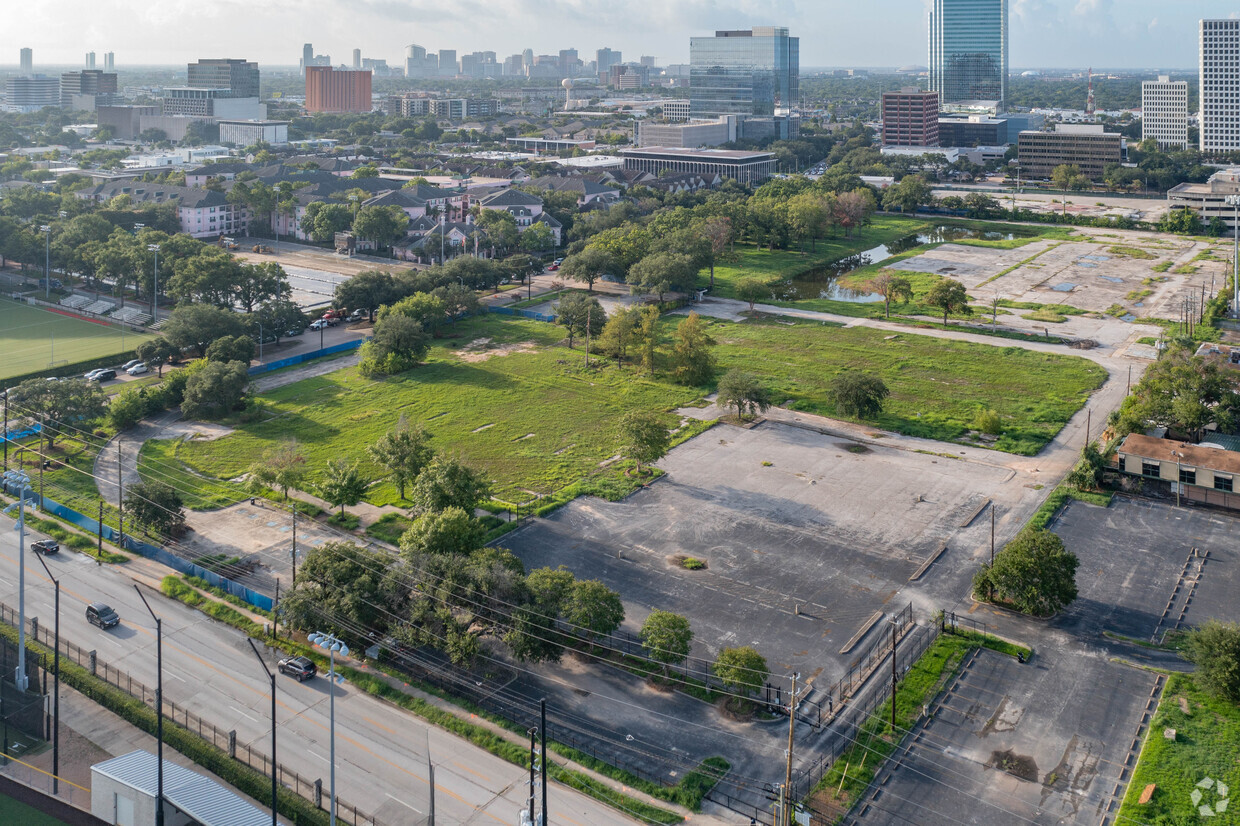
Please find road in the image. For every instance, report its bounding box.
[0,524,644,826]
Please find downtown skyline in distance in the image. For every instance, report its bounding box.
[2,0,1234,71]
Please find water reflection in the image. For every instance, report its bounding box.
[773,225,1025,303]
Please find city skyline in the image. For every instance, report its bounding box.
[3,0,1235,71]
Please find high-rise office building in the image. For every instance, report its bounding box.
[689,27,799,118]
[85,51,96,69]
[353,49,362,69]
[929,0,1008,110]
[882,89,940,146]
[104,52,114,70]
[305,66,372,112]
[640,56,657,68]
[1142,75,1189,150]
[20,48,32,73]
[60,69,120,108]
[1201,20,1240,152]
[438,50,457,76]
[302,43,313,71]
[3,75,60,113]
[596,48,621,81]
[187,59,260,98]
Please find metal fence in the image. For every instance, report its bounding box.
[0,751,93,812]
[0,601,382,826]
[248,338,366,376]
[489,306,556,323]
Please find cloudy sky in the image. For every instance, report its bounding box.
[3,0,1228,70]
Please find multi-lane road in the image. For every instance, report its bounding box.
[0,516,643,826]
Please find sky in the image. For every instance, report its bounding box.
[1,0,1231,70]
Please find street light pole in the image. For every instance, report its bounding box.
[2,471,31,692]
[134,585,164,826]
[32,552,59,795]
[1172,450,1182,508]
[147,244,160,321]
[246,639,278,826]
[308,632,349,826]
[40,225,51,300]
[1227,195,1240,316]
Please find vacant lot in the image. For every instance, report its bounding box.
[169,316,706,504]
[0,298,154,381]
[706,317,1107,454]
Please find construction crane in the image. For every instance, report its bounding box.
[1085,68,1096,119]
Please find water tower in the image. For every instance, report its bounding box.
[562,77,574,110]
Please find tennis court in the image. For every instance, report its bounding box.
[0,298,155,381]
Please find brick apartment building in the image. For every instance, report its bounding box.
[305,66,373,113]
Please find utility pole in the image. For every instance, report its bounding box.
[891,619,898,732]
[990,505,995,567]
[3,391,7,472]
[34,549,59,794]
[540,699,548,826]
[116,439,123,549]
[246,639,278,826]
[96,502,103,563]
[1086,409,1091,445]
[134,586,165,826]
[291,506,297,586]
[527,727,538,825]
[783,672,798,826]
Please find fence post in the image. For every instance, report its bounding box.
[89,650,96,676]
[228,730,236,759]
[314,779,323,808]
[30,616,37,640]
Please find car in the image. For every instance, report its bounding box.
[347,310,367,322]
[277,656,317,681]
[553,258,564,265]
[86,603,120,629]
[88,369,117,382]
[126,363,148,376]
[31,539,59,555]
[547,264,560,271]
[84,368,105,380]
[285,327,304,337]
[324,317,340,327]
[308,319,328,331]
[122,359,143,371]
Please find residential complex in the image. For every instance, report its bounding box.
[1141,76,1189,150]
[689,27,799,119]
[929,0,1009,110]
[882,89,940,147]
[1200,19,1240,152]
[1017,123,1122,180]
[75,181,250,239]
[305,66,373,113]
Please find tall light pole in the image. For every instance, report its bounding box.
[308,631,348,826]
[40,225,51,299]
[246,639,278,826]
[1226,194,1240,316]
[2,471,32,692]
[134,585,165,826]
[147,244,160,321]
[1171,450,1183,508]
[33,551,59,794]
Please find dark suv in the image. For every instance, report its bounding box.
[86,603,120,629]
[277,656,316,681]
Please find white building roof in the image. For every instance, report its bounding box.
[92,751,271,826]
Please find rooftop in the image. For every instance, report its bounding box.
[1118,434,1240,476]
[92,751,269,826]
[621,146,775,160]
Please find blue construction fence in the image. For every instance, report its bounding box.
[1,473,273,612]
[1,423,42,443]
[490,306,557,323]
[248,338,366,377]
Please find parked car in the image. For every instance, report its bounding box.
[84,368,105,380]
[88,369,117,382]
[285,327,304,337]
[122,359,143,371]
[86,603,120,629]
[277,656,317,681]
[324,317,340,327]
[553,258,564,265]
[31,539,59,555]
[547,263,560,271]
[347,309,367,322]
[126,363,149,376]
[308,319,328,331]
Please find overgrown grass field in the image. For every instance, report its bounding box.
[705,317,1106,454]
[0,298,154,380]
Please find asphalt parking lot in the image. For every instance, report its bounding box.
[1050,496,1240,638]
[850,646,1161,826]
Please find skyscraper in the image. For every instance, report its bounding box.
[1142,75,1189,150]
[61,69,119,108]
[1200,20,1240,153]
[689,27,799,118]
[305,66,372,113]
[438,50,457,76]
[85,51,96,69]
[353,48,362,69]
[19,48,32,73]
[187,59,260,98]
[104,52,114,70]
[929,0,1008,110]
[302,43,314,71]
[596,48,621,82]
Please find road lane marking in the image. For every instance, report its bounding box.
[385,792,423,814]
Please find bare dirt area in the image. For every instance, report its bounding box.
[453,337,539,362]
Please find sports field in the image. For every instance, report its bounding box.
[0,298,154,381]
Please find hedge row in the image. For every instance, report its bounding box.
[2,349,139,391]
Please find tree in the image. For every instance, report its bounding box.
[830,372,890,419]
[253,298,306,343]
[8,378,107,449]
[597,308,639,367]
[563,580,624,647]
[382,292,447,335]
[833,189,876,238]
[1183,620,1240,703]
[302,201,354,243]
[735,277,773,311]
[407,456,491,514]
[334,270,395,321]
[698,216,733,288]
[640,611,693,677]
[368,416,434,500]
[507,566,576,663]
[867,270,914,318]
[433,282,480,325]
[279,542,407,640]
[353,205,409,250]
[716,369,773,422]
[560,246,614,292]
[318,459,369,516]
[925,278,972,326]
[246,440,308,500]
[634,306,661,376]
[1116,349,1234,442]
[883,175,932,214]
[181,360,250,420]
[204,334,255,365]
[123,481,186,537]
[714,646,768,701]
[519,221,554,253]
[618,411,670,473]
[671,312,716,385]
[1066,441,1106,491]
[627,251,695,300]
[360,315,429,377]
[1159,208,1204,235]
[108,387,151,431]
[557,291,606,348]
[973,529,1079,616]
[234,261,290,313]
[162,304,245,358]
[167,247,243,307]
[398,506,486,557]
[136,338,178,376]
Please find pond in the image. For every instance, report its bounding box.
[774,225,1028,303]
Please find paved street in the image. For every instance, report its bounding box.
[0,523,648,826]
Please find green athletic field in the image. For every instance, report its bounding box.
[0,791,71,825]
[0,298,155,381]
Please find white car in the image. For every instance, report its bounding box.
[122,359,143,371]
[126,363,148,376]
[308,319,328,330]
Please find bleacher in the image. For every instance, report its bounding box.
[60,295,91,310]
[110,307,152,325]
[82,300,116,315]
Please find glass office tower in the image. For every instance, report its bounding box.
[929,0,1008,109]
[689,27,799,117]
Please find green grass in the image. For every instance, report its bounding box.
[1027,482,1113,532]
[366,512,413,544]
[165,317,706,505]
[1153,261,1173,273]
[1117,674,1240,825]
[0,793,71,825]
[0,297,155,381]
[706,317,1107,455]
[1173,264,1200,275]
[996,299,1088,316]
[1023,308,1068,323]
[1108,245,1158,260]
